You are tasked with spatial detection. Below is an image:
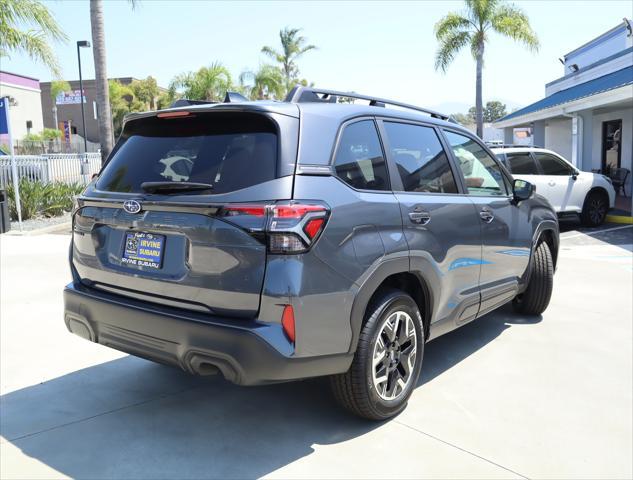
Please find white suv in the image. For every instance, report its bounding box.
[492,146,615,226]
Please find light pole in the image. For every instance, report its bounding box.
[76,40,91,153]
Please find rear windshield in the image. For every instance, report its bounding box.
[97,112,278,194]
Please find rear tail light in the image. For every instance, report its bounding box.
[219,201,329,254]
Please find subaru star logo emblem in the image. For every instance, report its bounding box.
[123,200,142,214]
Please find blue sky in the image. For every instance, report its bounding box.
[3,0,632,113]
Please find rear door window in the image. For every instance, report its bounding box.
[97,113,278,194]
[333,120,389,191]
[383,122,458,193]
[534,153,573,175]
[506,152,539,174]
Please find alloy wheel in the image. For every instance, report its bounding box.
[371,310,417,401]
[589,196,607,225]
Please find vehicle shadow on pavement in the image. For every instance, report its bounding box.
[1,306,541,479]
[420,304,542,386]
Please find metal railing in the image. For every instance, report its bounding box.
[0,153,102,187]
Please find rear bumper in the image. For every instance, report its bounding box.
[63,283,352,385]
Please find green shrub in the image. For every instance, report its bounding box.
[5,179,84,221]
[41,128,62,140]
[41,182,84,217]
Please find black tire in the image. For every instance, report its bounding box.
[329,289,425,420]
[580,191,608,227]
[513,241,554,315]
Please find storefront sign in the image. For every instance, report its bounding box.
[56,90,86,105]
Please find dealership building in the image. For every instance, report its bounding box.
[40,77,143,145]
[0,71,44,142]
[495,19,633,214]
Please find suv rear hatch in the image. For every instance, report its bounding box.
[72,108,298,318]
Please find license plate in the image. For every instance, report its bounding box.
[122,232,165,269]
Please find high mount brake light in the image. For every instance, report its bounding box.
[219,202,329,253]
[156,111,192,118]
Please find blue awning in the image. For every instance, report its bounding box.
[497,66,633,123]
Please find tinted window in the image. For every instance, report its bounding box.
[444,130,508,196]
[507,153,539,175]
[383,122,457,193]
[97,113,278,194]
[333,120,389,191]
[534,153,572,175]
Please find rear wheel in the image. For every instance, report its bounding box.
[330,289,424,420]
[581,191,608,227]
[513,241,553,316]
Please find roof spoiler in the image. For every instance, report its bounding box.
[285,86,452,121]
[169,91,249,108]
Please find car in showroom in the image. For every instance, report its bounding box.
[492,146,615,226]
[64,87,559,420]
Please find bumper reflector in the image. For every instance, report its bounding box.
[281,305,295,343]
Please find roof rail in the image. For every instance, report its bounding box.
[491,144,543,149]
[285,86,452,121]
[169,91,248,108]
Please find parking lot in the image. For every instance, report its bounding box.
[1,223,632,479]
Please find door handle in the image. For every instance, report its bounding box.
[479,208,494,223]
[409,211,431,225]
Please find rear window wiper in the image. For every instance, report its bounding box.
[141,181,214,194]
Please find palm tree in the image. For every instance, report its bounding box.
[169,63,232,101]
[0,0,68,76]
[90,0,114,164]
[262,27,316,94]
[90,0,136,164]
[49,80,71,129]
[434,0,539,137]
[239,65,285,100]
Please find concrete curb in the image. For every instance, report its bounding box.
[606,214,633,225]
[4,221,71,236]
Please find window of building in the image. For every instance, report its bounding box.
[506,152,539,175]
[534,153,573,175]
[383,122,457,193]
[444,130,508,196]
[333,120,389,191]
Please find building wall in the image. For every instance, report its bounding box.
[564,21,632,72]
[545,118,573,161]
[590,107,633,190]
[0,72,44,142]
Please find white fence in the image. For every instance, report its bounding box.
[0,154,102,188]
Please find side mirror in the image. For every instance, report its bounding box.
[513,179,535,202]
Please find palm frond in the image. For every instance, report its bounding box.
[491,4,539,51]
[465,0,498,28]
[434,30,472,72]
[434,12,471,40]
[0,0,67,75]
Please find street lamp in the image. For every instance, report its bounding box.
[76,40,91,153]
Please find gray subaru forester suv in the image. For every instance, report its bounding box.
[64,87,559,420]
